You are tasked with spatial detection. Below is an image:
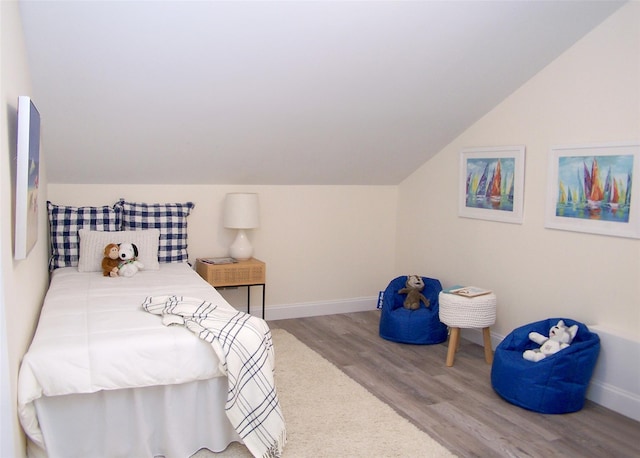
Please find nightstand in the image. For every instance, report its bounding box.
[195,258,266,318]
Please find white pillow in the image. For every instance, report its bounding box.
[78,229,161,272]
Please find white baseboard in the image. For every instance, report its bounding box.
[587,380,640,422]
[587,325,640,422]
[462,326,640,422]
[265,296,379,321]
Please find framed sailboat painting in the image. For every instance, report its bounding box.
[459,145,525,224]
[14,96,41,259]
[545,142,640,239]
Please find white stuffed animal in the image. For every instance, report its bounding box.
[523,320,578,362]
[117,242,144,277]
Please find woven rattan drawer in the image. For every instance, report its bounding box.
[196,258,265,287]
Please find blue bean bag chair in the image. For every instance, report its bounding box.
[379,276,448,345]
[491,318,600,414]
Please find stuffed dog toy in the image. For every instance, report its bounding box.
[117,242,144,277]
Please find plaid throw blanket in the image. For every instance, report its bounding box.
[142,295,286,458]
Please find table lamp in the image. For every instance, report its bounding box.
[223,192,260,260]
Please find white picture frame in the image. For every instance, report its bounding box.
[14,96,41,260]
[459,145,526,224]
[545,142,640,239]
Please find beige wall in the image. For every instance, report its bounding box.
[1,2,51,456]
[4,3,639,453]
[397,2,640,339]
[47,185,398,308]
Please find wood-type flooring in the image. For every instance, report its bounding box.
[269,310,639,458]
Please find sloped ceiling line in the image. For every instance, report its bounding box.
[19,1,625,185]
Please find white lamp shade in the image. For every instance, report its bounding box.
[224,193,260,229]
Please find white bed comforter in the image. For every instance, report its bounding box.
[18,263,231,448]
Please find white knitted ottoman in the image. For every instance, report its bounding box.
[438,290,497,367]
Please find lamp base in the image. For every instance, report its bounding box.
[229,229,253,261]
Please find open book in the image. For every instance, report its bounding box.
[199,257,238,265]
[445,286,492,298]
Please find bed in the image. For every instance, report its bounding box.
[18,201,285,458]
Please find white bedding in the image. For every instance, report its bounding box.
[18,263,234,450]
[33,378,239,458]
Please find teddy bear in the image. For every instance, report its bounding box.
[117,242,144,277]
[523,319,578,362]
[101,243,120,277]
[398,275,430,310]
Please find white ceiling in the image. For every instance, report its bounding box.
[19,1,625,185]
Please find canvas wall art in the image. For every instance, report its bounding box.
[545,142,640,239]
[14,96,41,260]
[459,146,526,224]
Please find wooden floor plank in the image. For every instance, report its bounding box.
[269,310,640,458]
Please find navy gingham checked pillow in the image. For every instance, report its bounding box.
[47,201,123,270]
[117,199,195,263]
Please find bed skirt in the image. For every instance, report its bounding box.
[30,377,240,458]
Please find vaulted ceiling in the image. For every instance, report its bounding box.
[19,1,625,185]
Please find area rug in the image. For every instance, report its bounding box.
[195,329,455,458]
